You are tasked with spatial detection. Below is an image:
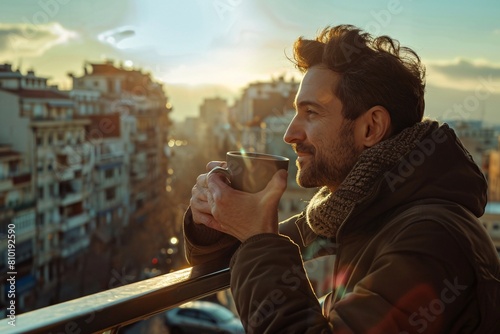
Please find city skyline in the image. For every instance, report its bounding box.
[1,0,500,123]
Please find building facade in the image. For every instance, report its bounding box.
[0,145,36,311]
[71,61,172,226]
[0,64,94,310]
[0,61,173,313]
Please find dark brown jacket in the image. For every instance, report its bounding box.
[184,121,500,333]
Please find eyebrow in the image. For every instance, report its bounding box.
[293,100,324,110]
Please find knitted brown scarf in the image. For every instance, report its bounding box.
[305,119,439,238]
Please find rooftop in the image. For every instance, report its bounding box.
[0,88,71,100]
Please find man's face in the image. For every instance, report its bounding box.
[284,66,363,190]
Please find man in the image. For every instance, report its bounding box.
[183,25,500,333]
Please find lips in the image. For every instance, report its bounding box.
[297,151,312,157]
[293,143,315,156]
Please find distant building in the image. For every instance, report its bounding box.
[485,136,500,202]
[85,114,128,245]
[198,97,232,159]
[481,202,500,255]
[200,97,228,128]
[70,60,173,226]
[488,147,499,202]
[233,75,298,125]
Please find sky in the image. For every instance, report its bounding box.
[1,0,500,124]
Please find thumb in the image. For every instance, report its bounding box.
[262,169,288,198]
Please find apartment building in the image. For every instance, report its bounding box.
[0,64,93,306]
[84,114,128,245]
[198,97,232,159]
[232,75,299,125]
[481,202,500,256]
[70,61,172,225]
[0,145,36,311]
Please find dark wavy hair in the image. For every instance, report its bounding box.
[292,25,426,134]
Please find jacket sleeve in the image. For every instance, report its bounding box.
[183,207,240,265]
[230,233,333,333]
[183,208,309,265]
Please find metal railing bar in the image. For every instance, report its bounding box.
[0,259,230,334]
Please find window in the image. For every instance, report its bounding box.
[105,169,114,179]
[66,132,73,144]
[33,104,44,118]
[38,186,44,199]
[38,212,44,226]
[49,184,56,197]
[105,188,116,201]
[21,103,32,116]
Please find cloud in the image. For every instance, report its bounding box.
[0,22,78,59]
[429,58,500,79]
[426,58,500,92]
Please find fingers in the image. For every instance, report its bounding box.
[206,161,227,172]
[190,192,210,213]
[207,171,233,199]
[191,188,223,230]
[192,166,228,216]
[191,176,212,221]
[189,163,231,232]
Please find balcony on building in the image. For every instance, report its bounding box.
[60,235,90,259]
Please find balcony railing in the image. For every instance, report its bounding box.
[0,258,230,334]
[61,212,90,231]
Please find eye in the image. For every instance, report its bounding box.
[306,109,318,116]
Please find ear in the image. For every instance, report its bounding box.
[355,105,392,148]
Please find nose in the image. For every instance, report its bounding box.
[283,114,305,144]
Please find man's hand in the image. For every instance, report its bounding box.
[206,167,288,242]
[190,161,226,230]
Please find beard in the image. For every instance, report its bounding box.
[295,120,361,190]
